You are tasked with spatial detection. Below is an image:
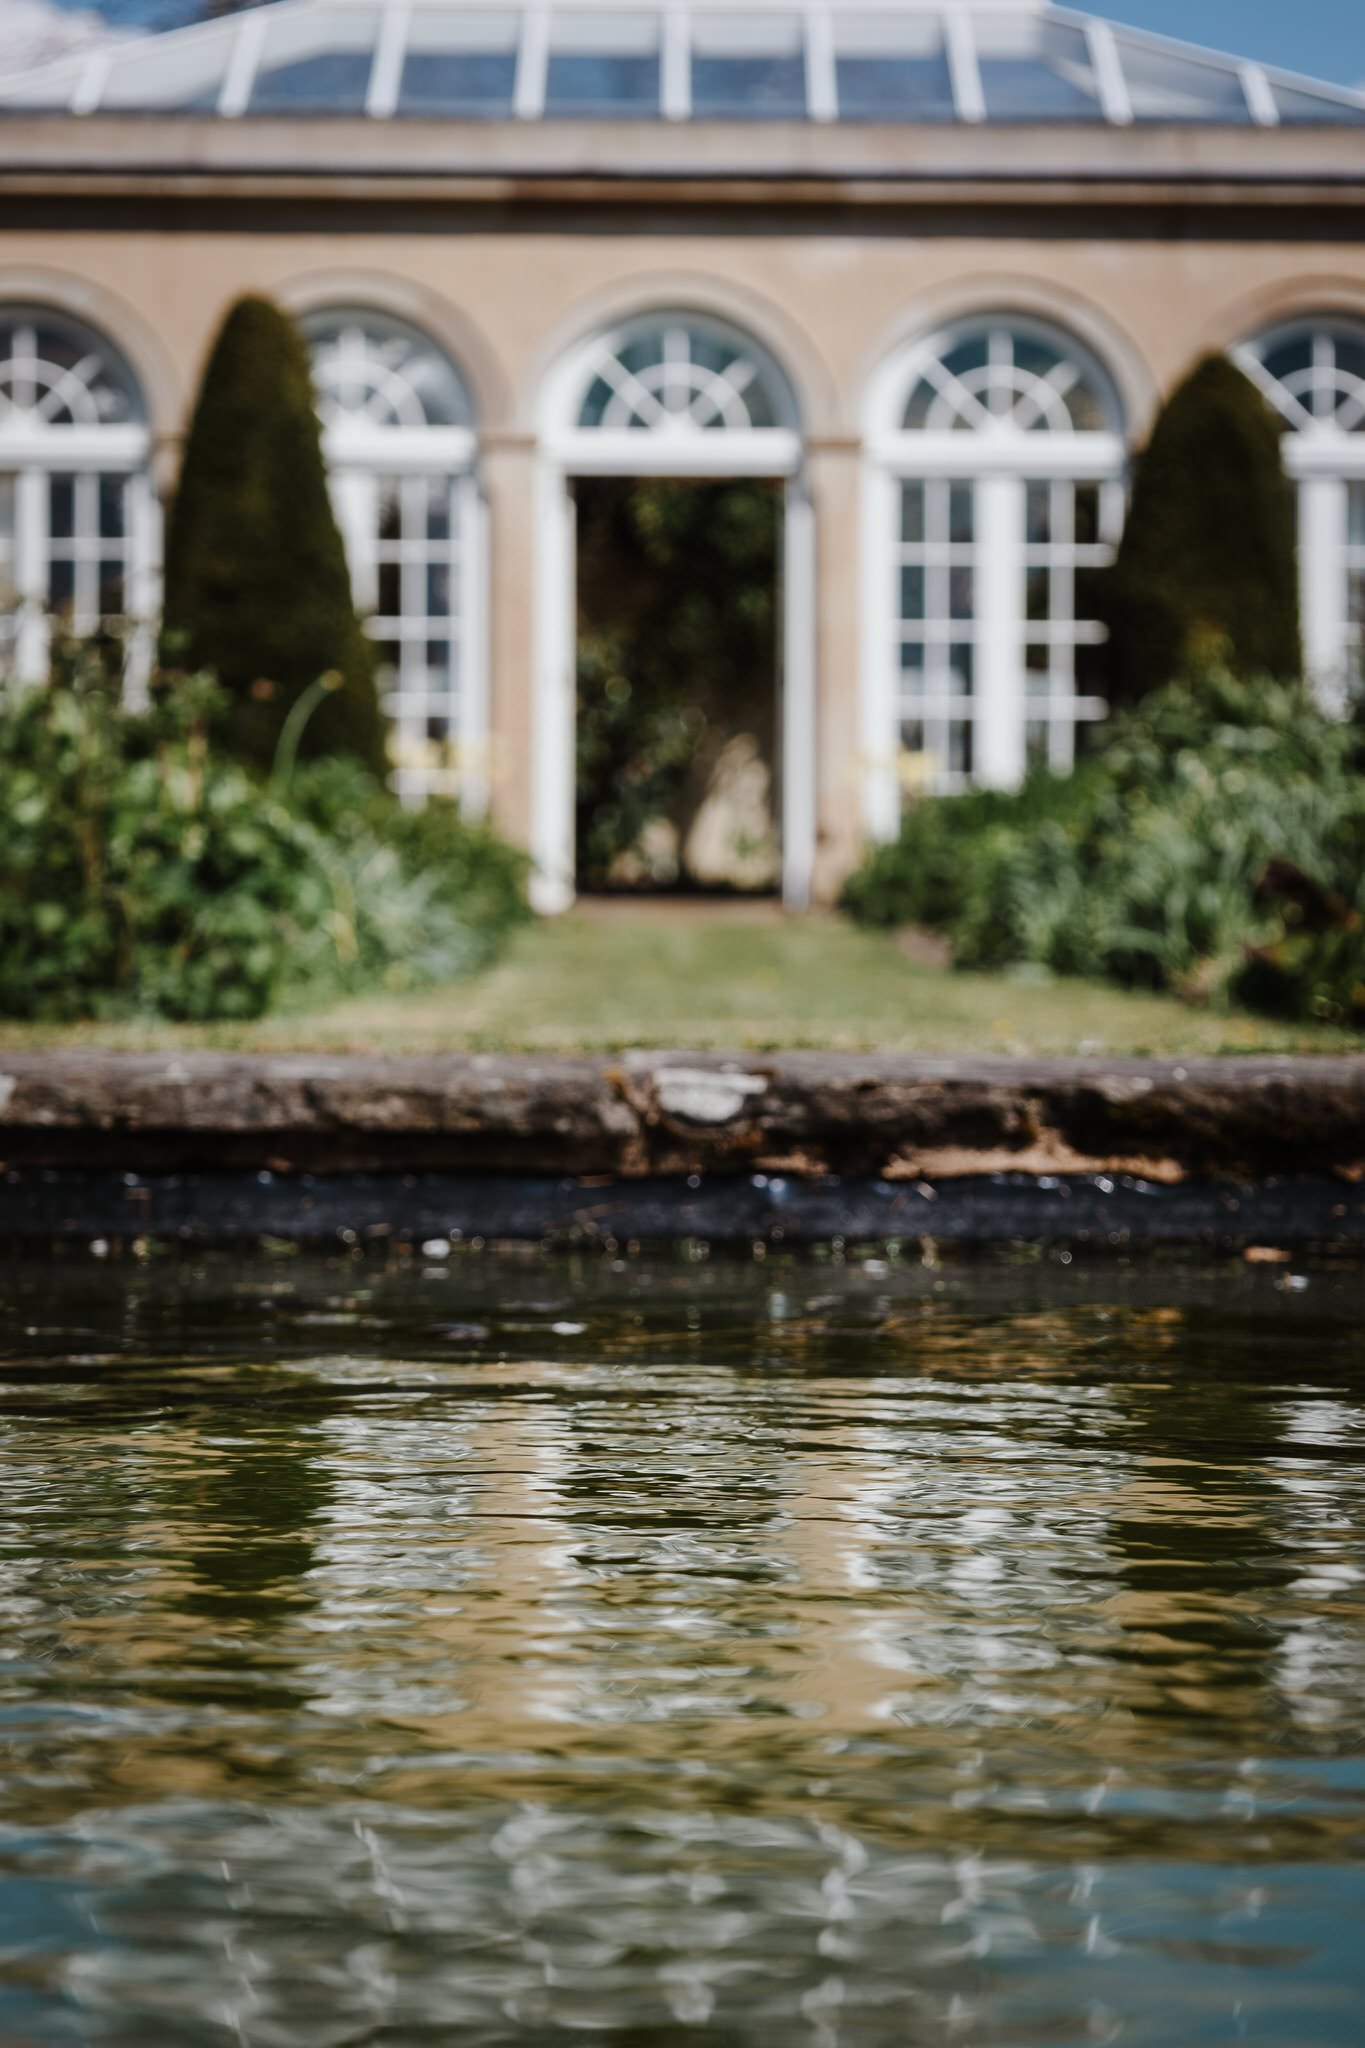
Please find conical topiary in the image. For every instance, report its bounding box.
[1099,354,1302,706]
[161,294,385,775]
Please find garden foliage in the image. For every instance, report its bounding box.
[161,294,386,775]
[575,478,779,887]
[0,648,528,1023]
[844,667,1365,1026]
[1100,356,1302,702]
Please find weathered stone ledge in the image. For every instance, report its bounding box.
[1,1050,1362,1183]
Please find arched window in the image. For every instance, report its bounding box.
[548,313,801,473]
[0,309,154,683]
[870,315,1126,806]
[1232,318,1365,707]
[302,309,484,807]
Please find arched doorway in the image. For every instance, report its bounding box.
[862,313,1127,839]
[0,306,155,689]
[301,307,487,810]
[1232,317,1365,711]
[533,310,814,911]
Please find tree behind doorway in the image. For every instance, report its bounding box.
[574,478,780,893]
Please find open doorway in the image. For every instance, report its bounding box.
[573,476,782,896]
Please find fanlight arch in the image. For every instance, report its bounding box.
[303,308,474,434]
[300,307,485,810]
[0,306,152,685]
[1232,316,1365,706]
[577,316,793,434]
[867,313,1127,821]
[1233,318,1365,436]
[546,311,802,470]
[896,315,1124,438]
[0,311,144,433]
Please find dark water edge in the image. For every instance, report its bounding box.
[4,1167,1365,1251]
[1,1250,1364,2045]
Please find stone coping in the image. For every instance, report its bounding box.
[1,1051,1362,1184]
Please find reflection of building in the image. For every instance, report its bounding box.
[0,0,1363,904]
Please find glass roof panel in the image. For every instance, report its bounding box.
[248,3,382,115]
[690,14,807,121]
[98,31,236,112]
[398,11,521,118]
[833,14,954,123]
[975,14,1102,120]
[0,68,79,112]
[545,12,661,118]
[1117,40,1250,123]
[1271,81,1365,127]
[1,0,1364,133]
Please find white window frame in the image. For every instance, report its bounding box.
[534,312,813,911]
[305,311,488,812]
[1233,320,1365,715]
[0,312,155,692]
[861,316,1126,837]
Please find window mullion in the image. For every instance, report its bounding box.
[461,472,491,817]
[1299,475,1348,712]
[14,467,48,683]
[124,469,159,708]
[976,473,1025,789]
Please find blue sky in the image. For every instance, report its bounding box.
[1071,2,1362,83]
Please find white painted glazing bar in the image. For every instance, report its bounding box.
[367,0,410,118]
[1300,476,1347,711]
[805,7,837,123]
[529,459,577,910]
[461,473,491,818]
[944,5,984,124]
[71,48,112,117]
[880,434,1124,481]
[13,469,47,686]
[1085,18,1131,126]
[781,475,817,909]
[515,6,550,119]
[547,431,802,477]
[976,475,1025,788]
[860,463,901,843]
[219,6,268,117]
[1240,62,1279,126]
[662,6,690,120]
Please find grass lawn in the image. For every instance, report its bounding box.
[1,903,1358,1057]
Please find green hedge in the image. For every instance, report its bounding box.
[844,668,1365,1027]
[1100,357,1302,704]
[0,649,529,1023]
[161,294,386,776]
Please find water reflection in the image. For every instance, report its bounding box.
[0,1254,1363,2042]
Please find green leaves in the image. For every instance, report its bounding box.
[843,667,1365,1028]
[573,478,780,889]
[0,648,529,1022]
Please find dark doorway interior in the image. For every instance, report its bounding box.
[574,477,781,895]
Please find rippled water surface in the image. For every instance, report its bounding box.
[2,1251,1365,2045]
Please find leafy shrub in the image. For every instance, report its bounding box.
[843,667,1365,1026]
[1100,357,1301,704]
[0,650,528,1022]
[287,754,531,971]
[575,479,779,887]
[161,294,385,775]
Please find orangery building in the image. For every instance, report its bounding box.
[0,0,1363,905]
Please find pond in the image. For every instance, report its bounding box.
[2,1249,1364,2044]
